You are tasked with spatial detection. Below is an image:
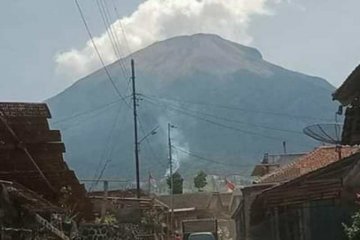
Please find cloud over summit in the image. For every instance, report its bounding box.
[55,0,275,81]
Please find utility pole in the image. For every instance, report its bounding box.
[168,123,175,237]
[131,59,141,199]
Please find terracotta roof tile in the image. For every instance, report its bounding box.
[258,146,360,183]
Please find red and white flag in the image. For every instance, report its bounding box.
[225,178,236,192]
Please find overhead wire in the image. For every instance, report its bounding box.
[143,97,286,141]
[172,145,255,169]
[141,94,333,122]
[143,94,304,135]
[96,0,130,79]
[51,98,124,125]
[74,0,129,106]
[137,117,167,169]
[111,0,132,56]
[89,104,124,191]
[142,96,316,149]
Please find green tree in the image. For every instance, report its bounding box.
[167,172,184,194]
[194,171,207,192]
[344,210,360,240]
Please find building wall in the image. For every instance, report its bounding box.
[249,200,356,240]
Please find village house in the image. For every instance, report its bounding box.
[251,152,306,179]
[333,64,360,145]
[0,102,93,221]
[232,146,360,240]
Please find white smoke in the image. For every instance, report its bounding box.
[55,0,277,81]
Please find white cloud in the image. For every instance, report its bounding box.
[55,0,276,81]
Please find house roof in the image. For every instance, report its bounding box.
[250,152,360,224]
[0,180,62,213]
[0,102,92,219]
[333,64,360,105]
[251,153,306,177]
[257,146,360,184]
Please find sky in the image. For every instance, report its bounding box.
[1,0,360,102]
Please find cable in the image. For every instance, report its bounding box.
[143,97,284,141]
[143,96,316,149]
[111,0,132,56]
[172,145,255,168]
[138,117,167,169]
[89,104,124,191]
[143,95,304,135]
[141,94,333,122]
[96,0,129,80]
[52,99,123,125]
[75,0,129,106]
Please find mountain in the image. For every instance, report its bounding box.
[47,33,337,181]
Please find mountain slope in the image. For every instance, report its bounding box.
[47,34,337,181]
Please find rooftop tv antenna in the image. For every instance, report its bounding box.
[303,123,343,159]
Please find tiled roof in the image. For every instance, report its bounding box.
[251,153,306,177]
[258,146,360,183]
[0,102,93,219]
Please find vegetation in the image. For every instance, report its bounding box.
[166,172,184,194]
[95,214,117,225]
[343,210,360,240]
[58,185,78,223]
[194,171,207,191]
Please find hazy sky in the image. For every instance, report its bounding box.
[1,0,360,101]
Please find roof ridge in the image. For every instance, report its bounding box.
[257,146,357,183]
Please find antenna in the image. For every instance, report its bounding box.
[303,123,343,159]
[303,123,342,145]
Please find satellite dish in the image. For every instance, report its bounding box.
[303,123,343,145]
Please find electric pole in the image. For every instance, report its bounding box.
[131,59,141,199]
[168,123,175,237]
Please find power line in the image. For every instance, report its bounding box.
[89,105,122,190]
[143,95,304,135]
[89,105,124,191]
[172,145,255,169]
[141,94,333,122]
[111,0,132,56]
[96,0,129,79]
[74,0,129,105]
[52,98,123,125]
[143,97,285,141]
[138,117,167,169]
[143,97,316,149]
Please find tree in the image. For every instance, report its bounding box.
[194,171,207,192]
[167,172,184,194]
[344,210,360,240]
